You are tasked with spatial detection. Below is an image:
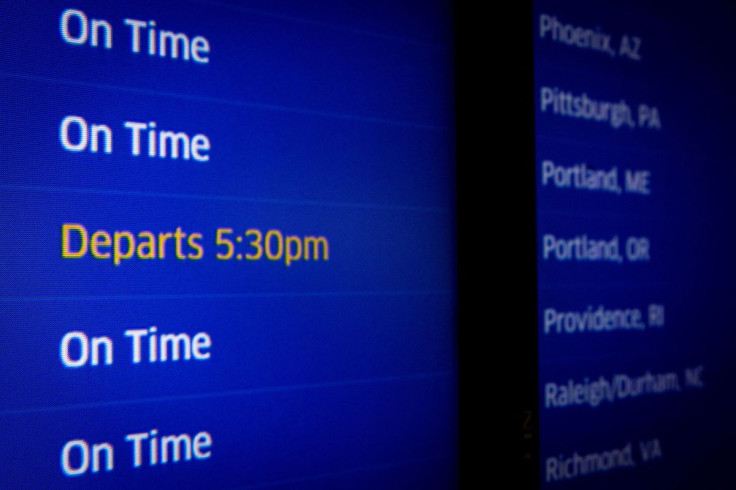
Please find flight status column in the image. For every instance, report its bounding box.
[0,1,456,488]
[535,1,736,488]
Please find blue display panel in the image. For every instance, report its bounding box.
[0,1,456,488]
[535,1,736,487]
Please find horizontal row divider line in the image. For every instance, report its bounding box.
[0,290,454,302]
[0,183,451,214]
[0,370,453,417]
[0,71,449,132]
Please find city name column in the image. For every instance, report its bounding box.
[535,2,736,488]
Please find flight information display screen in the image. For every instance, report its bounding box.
[535,1,736,488]
[0,1,456,488]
